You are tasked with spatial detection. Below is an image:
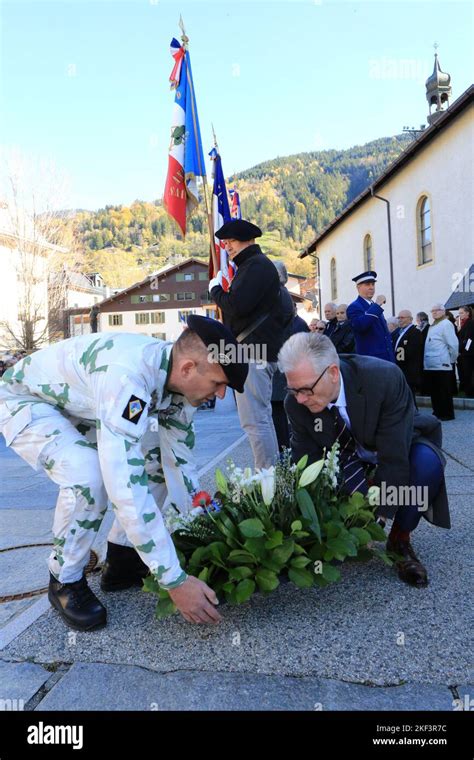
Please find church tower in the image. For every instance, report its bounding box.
[425,50,452,125]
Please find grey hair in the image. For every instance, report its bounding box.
[386,316,399,327]
[273,260,288,285]
[325,302,337,309]
[431,302,446,311]
[278,332,339,374]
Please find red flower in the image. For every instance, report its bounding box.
[192,491,212,508]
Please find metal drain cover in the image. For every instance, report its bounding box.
[0,544,98,602]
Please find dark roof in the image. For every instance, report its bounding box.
[445,264,474,309]
[300,85,474,258]
[96,257,208,307]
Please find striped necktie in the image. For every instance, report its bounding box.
[330,406,368,496]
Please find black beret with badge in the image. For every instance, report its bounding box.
[215,219,262,241]
[187,315,248,393]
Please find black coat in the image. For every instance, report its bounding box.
[210,245,293,362]
[324,318,338,339]
[458,318,474,356]
[394,324,423,387]
[284,354,450,528]
[331,321,355,354]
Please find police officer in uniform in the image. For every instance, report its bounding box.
[347,271,395,363]
[0,317,248,631]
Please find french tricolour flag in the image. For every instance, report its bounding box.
[209,147,235,291]
[163,37,206,237]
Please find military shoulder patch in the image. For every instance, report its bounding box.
[122,395,147,424]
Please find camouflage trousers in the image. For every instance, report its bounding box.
[0,394,173,584]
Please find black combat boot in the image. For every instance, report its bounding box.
[48,573,107,631]
[100,542,149,592]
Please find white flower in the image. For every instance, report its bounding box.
[258,466,276,506]
[189,506,204,517]
[298,459,325,489]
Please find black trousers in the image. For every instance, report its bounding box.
[458,355,474,396]
[427,370,455,420]
[271,401,290,451]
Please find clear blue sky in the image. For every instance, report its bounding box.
[1,0,473,210]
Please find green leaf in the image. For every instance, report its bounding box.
[222,580,235,593]
[198,567,209,582]
[308,543,326,561]
[324,520,341,538]
[208,542,230,562]
[313,574,330,588]
[215,468,228,495]
[234,579,256,603]
[321,563,341,582]
[255,568,280,592]
[228,550,257,565]
[155,597,176,619]
[272,540,295,566]
[326,536,357,560]
[349,527,372,545]
[243,537,267,560]
[229,566,254,581]
[366,522,388,541]
[264,530,284,549]
[348,492,366,508]
[296,488,321,541]
[290,556,312,568]
[296,454,308,471]
[288,567,315,588]
[239,518,266,538]
[189,546,210,567]
[291,520,303,533]
[142,575,160,594]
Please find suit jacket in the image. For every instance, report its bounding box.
[330,321,355,354]
[284,354,449,528]
[394,324,423,387]
[347,296,395,363]
[323,318,338,339]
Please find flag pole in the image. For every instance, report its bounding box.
[179,18,219,279]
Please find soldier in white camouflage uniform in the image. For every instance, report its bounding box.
[0,316,248,631]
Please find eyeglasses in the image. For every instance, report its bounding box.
[315,327,325,332]
[285,365,330,397]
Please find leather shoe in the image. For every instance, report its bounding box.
[100,542,149,592]
[48,573,107,631]
[386,536,429,587]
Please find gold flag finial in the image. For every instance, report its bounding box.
[179,16,189,49]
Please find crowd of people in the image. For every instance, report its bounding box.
[0,219,470,628]
[308,296,474,421]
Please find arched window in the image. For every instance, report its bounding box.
[363,234,373,270]
[417,195,433,265]
[330,258,337,300]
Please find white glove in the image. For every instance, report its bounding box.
[208,272,223,291]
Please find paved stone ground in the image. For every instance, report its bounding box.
[0,394,472,711]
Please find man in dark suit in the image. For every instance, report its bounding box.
[394,310,423,403]
[279,333,450,588]
[331,304,355,354]
[323,303,338,339]
[347,271,395,362]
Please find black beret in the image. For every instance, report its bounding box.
[186,315,248,393]
[215,219,262,241]
[352,270,377,284]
